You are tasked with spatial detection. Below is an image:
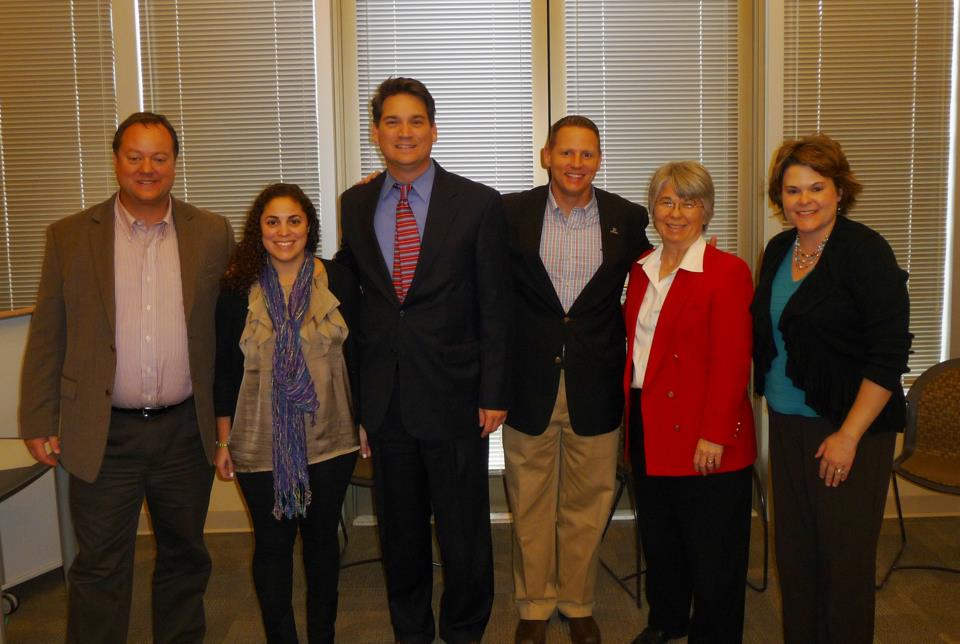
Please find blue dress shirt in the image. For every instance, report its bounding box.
[373,161,436,277]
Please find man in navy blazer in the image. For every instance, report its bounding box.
[337,77,511,644]
[503,116,651,644]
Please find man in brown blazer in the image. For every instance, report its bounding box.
[19,112,234,644]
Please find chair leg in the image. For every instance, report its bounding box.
[598,468,643,606]
[625,468,644,608]
[875,472,960,586]
[876,472,907,589]
[747,466,769,593]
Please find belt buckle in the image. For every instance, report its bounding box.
[141,406,165,418]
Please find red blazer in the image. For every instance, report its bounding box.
[622,244,757,476]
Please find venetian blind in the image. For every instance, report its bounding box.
[0,0,118,309]
[783,0,953,380]
[138,0,322,240]
[563,0,741,252]
[354,0,534,194]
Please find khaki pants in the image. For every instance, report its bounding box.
[503,373,619,619]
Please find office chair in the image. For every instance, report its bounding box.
[877,358,960,589]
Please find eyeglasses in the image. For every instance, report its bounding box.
[655,198,702,213]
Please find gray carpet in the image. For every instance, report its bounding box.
[5,517,959,643]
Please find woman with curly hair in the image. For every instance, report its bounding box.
[213,183,361,643]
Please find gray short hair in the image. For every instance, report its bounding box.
[647,161,715,224]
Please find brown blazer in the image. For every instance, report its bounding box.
[19,194,235,482]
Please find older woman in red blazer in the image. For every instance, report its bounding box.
[623,161,756,644]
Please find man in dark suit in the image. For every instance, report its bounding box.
[503,116,651,644]
[19,112,234,643]
[337,77,511,644]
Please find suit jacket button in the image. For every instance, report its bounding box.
[554,356,562,365]
[399,310,405,318]
[563,316,571,324]
[673,424,680,432]
[673,353,679,359]
[666,391,674,398]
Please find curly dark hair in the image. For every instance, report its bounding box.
[222,183,320,294]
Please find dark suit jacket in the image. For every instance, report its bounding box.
[752,215,911,434]
[623,245,757,475]
[337,162,511,439]
[504,185,651,436]
[19,194,235,482]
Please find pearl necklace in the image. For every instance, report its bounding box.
[793,235,828,270]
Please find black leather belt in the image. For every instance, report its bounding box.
[112,396,192,419]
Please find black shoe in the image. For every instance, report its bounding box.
[515,619,547,644]
[567,616,601,644]
[631,626,670,644]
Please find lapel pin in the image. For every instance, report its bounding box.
[609,227,619,235]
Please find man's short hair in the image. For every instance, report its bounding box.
[545,115,601,152]
[371,77,437,125]
[112,112,180,158]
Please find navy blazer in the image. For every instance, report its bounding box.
[504,185,651,436]
[336,162,512,440]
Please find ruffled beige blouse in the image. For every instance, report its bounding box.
[229,261,359,473]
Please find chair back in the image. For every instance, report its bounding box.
[898,358,960,493]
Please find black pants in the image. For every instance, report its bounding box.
[236,450,357,644]
[370,383,494,644]
[629,390,752,643]
[67,400,213,644]
[768,409,895,644]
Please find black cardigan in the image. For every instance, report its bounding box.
[751,215,912,434]
[213,258,363,420]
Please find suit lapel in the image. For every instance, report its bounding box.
[518,187,564,313]
[90,197,117,334]
[645,268,698,383]
[410,164,460,296]
[567,191,625,313]
[172,198,199,324]
[597,192,626,265]
[354,174,398,304]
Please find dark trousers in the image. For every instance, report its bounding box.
[67,400,213,644]
[629,390,752,643]
[371,384,494,644]
[768,409,896,644]
[236,450,357,644]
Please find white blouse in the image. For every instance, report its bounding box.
[630,236,706,389]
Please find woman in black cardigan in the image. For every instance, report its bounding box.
[752,134,911,644]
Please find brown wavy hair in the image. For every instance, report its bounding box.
[767,133,863,220]
[221,183,320,294]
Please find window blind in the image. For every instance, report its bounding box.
[0,0,117,309]
[563,0,741,252]
[354,0,534,195]
[138,0,322,240]
[783,0,953,379]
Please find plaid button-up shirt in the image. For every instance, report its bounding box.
[539,186,603,312]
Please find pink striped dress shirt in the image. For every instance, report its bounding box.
[111,196,192,408]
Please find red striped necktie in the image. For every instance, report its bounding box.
[392,183,420,302]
